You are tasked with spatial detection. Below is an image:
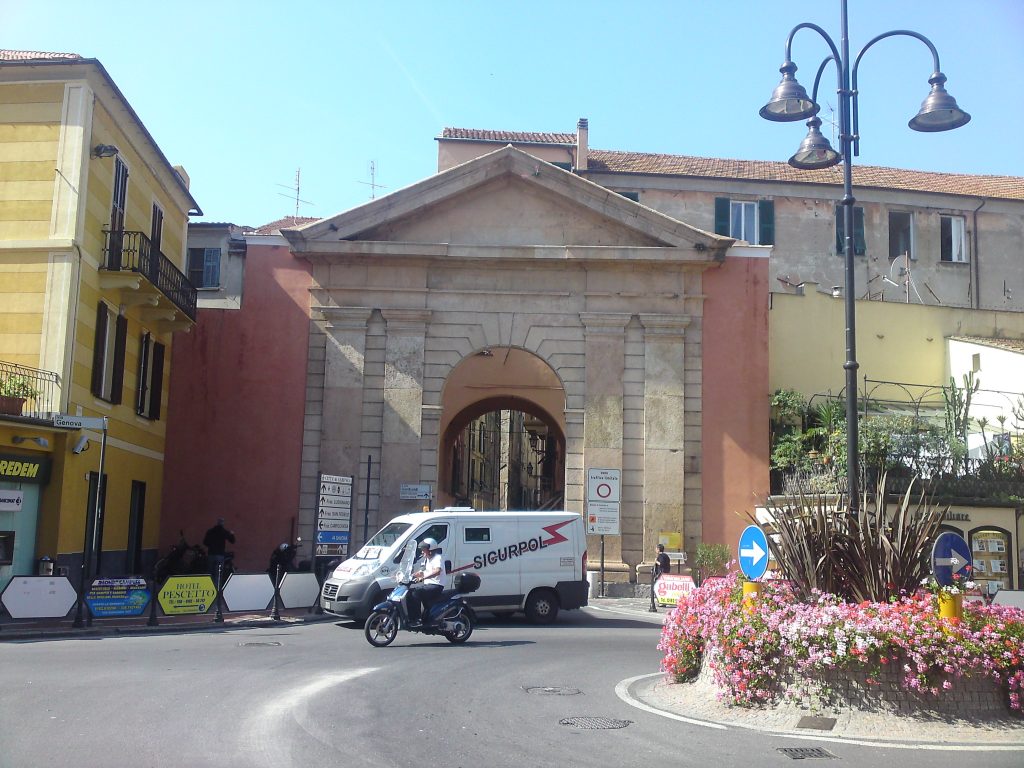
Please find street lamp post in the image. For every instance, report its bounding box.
[759,0,969,509]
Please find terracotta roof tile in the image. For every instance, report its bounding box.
[248,216,318,235]
[587,150,1024,201]
[441,127,576,145]
[0,49,81,61]
[949,335,1024,353]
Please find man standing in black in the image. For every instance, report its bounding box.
[650,543,672,612]
[203,518,235,580]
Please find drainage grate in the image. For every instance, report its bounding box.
[777,747,837,760]
[238,641,281,647]
[524,686,582,696]
[559,717,632,730]
[795,716,837,731]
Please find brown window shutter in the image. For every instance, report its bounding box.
[111,314,128,404]
[91,303,107,397]
[149,342,165,420]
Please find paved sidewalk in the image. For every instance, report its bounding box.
[0,607,335,641]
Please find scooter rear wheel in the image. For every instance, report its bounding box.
[364,610,398,647]
[443,610,474,644]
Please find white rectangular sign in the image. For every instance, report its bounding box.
[586,500,621,535]
[400,483,432,500]
[319,482,352,498]
[0,490,24,511]
[319,473,352,486]
[318,495,351,509]
[317,517,350,531]
[52,414,106,430]
[587,468,620,503]
[317,506,351,520]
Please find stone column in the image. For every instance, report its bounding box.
[581,313,631,570]
[304,308,372,541]
[639,314,691,563]
[380,309,432,516]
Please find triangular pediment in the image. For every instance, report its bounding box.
[282,145,731,255]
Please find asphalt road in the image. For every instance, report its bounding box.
[1,607,1018,768]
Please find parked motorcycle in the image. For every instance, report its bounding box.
[363,541,479,647]
[154,532,210,583]
[268,538,310,585]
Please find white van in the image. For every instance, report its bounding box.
[320,509,589,624]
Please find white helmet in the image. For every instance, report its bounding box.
[420,537,438,551]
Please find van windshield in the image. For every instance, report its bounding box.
[363,522,411,550]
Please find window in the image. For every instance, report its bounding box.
[940,214,967,263]
[616,190,640,202]
[715,198,774,245]
[550,161,572,171]
[91,301,127,403]
[107,157,129,269]
[464,527,491,543]
[888,211,914,261]
[835,206,866,255]
[136,332,165,420]
[417,525,449,551]
[187,247,221,288]
[150,203,164,255]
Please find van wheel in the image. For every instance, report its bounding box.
[525,589,559,624]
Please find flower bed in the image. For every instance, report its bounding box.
[659,572,1024,714]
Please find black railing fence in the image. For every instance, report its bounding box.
[102,230,197,320]
[0,360,60,419]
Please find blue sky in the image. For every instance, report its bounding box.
[6,0,1023,227]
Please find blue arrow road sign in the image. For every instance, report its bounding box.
[931,531,972,587]
[316,530,350,545]
[738,525,769,580]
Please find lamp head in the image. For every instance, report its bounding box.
[789,116,842,170]
[91,144,120,158]
[760,61,819,122]
[908,72,971,132]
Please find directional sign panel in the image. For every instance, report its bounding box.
[318,517,350,531]
[931,531,973,587]
[738,525,769,580]
[1,576,77,619]
[317,530,350,545]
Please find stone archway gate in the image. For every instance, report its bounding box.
[283,146,732,576]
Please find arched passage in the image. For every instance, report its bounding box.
[438,348,566,509]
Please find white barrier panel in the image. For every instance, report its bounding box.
[992,590,1024,609]
[222,573,274,612]
[278,572,320,609]
[2,576,77,619]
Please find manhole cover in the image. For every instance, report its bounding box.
[238,641,281,647]
[795,716,837,731]
[524,686,582,696]
[777,747,837,760]
[559,717,632,730]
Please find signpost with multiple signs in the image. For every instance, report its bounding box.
[586,468,621,597]
[316,473,352,559]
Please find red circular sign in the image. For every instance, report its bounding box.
[596,483,612,499]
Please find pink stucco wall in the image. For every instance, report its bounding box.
[161,242,310,572]
[701,254,771,555]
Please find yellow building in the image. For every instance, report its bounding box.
[0,51,200,592]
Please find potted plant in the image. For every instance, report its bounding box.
[0,373,39,415]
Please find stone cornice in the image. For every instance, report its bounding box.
[580,313,632,335]
[639,314,691,339]
[314,306,373,330]
[381,308,432,333]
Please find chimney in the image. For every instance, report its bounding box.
[575,118,588,171]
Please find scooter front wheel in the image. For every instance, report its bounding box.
[443,609,474,644]
[364,610,399,647]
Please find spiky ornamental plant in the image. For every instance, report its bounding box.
[754,473,948,603]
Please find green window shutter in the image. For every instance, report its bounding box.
[853,207,866,255]
[110,314,128,405]
[149,342,165,420]
[714,198,730,236]
[758,199,775,245]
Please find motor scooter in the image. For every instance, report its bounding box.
[363,541,479,647]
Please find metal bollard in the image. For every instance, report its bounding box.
[271,564,282,621]
[649,568,658,612]
[213,562,225,623]
[147,568,160,627]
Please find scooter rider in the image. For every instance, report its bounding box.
[407,538,446,626]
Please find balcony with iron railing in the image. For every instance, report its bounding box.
[102,230,197,321]
[0,361,60,420]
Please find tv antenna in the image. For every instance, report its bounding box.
[276,168,314,223]
[356,160,387,199]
